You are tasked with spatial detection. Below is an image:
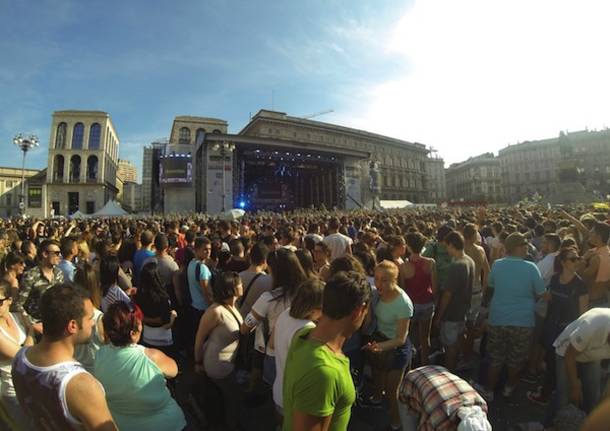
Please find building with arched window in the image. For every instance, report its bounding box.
[46,111,120,216]
[72,123,84,149]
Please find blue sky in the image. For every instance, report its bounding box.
[0,0,411,178]
[2,0,610,178]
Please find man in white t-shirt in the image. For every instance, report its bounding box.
[323,217,353,262]
[551,308,610,418]
[536,233,560,286]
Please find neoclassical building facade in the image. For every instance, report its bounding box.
[240,110,431,203]
[46,110,120,215]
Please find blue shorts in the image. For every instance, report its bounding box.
[391,339,413,370]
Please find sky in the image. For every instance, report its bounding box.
[2,0,610,178]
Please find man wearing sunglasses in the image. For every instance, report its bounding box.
[16,239,64,327]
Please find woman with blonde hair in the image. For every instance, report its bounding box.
[362,260,413,431]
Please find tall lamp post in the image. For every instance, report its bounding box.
[13,134,39,217]
[212,141,235,212]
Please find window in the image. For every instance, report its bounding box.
[72,123,84,149]
[89,123,101,149]
[87,156,98,181]
[213,129,222,134]
[69,155,81,182]
[179,127,191,144]
[86,201,95,214]
[53,155,64,181]
[55,122,67,149]
[68,192,79,214]
[28,187,42,208]
[6,194,11,206]
[195,128,206,145]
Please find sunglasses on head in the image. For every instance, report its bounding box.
[567,256,580,262]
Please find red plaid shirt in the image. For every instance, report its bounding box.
[399,366,487,431]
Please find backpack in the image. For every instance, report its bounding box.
[176,259,195,308]
[194,260,222,304]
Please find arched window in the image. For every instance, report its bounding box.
[55,122,67,149]
[89,123,101,149]
[212,129,222,134]
[72,123,84,149]
[195,128,206,145]
[179,127,191,145]
[53,155,64,181]
[70,155,81,183]
[87,156,98,181]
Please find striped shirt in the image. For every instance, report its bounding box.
[101,285,131,313]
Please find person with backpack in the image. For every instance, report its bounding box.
[186,237,213,356]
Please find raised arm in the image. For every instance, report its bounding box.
[560,209,589,238]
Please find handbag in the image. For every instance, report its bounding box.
[223,305,251,371]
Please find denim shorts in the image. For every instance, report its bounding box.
[391,339,413,370]
[411,302,434,322]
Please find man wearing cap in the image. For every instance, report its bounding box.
[476,232,545,401]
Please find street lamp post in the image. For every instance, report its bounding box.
[13,134,39,217]
[212,141,235,212]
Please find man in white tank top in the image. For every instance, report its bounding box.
[12,283,117,431]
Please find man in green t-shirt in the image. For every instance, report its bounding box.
[283,271,371,431]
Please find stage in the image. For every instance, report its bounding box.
[234,147,344,211]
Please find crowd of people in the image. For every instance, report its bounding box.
[0,205,608,430]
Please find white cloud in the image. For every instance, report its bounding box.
[334,0,610,164]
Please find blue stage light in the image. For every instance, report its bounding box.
[239,201,246,209]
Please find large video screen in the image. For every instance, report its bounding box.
[160,156,192,186]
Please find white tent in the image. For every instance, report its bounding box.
[70,210,87,220]
[379,200,414,209]
[218,209,246,221]
[91,200,128,218]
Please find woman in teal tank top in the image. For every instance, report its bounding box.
[94,302,186,431]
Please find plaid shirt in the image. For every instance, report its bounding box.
[399,366,487,431]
